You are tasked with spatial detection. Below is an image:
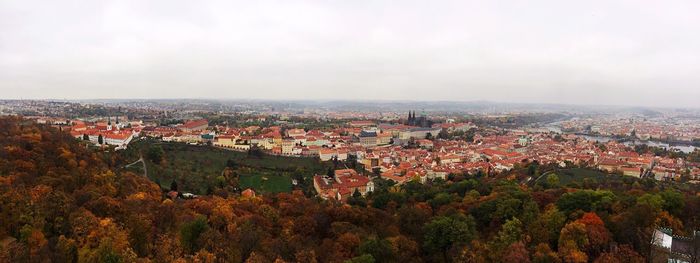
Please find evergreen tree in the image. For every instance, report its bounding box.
[226,158,237,168]
[147,146,165,164]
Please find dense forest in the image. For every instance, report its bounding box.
[2,116,700,262]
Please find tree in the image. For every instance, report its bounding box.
[533,243,560,263]
[295,250,318,263]
[528,205,566,248]
[180,216,208,254]
[98,134,104,144]
[502,242,530,263]
[593,245,644,263]
[660,190,685,216]
[332,156,339,168]
[226,158,238,168]
[656,211,685,235]
[423,214,476,262]
[491,217,523,256]
[637,193,664,211]
[359,238,394,262]
[556,190,615,216]
[609,204,657,259]
[347,189,367,207]
[428,192,453,210]
[347,154,358,169]
[576,212,611,257]
[82,134,89,141]
[24,228,49,262]
[545,173,560,189]
[372,167,381,177]
[154,234,184,262]
[437,129,449,140]
[558,222,589,263]
[387,235,420,263]
[347,254,375,263]
[528,163,540,176]
[247,146,264,158]
[194,249,216,263]
[407,137,416,148]
[237,221,263,262]
[147,145,165,164]
[559,240,588,263]
[397,205,431,239]
[54,236,78,263]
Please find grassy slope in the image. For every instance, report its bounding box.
[530,167,622,186]
[554,168,611,185]
[122,139,330,194]
[238,174,292,193]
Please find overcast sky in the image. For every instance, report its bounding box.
[1,1,699,108]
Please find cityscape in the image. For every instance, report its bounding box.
[3,1,700,262]
[2,98,700,262]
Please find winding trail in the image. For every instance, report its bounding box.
[124,155,148,178]
[525,169,555,186]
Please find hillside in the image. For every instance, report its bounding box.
[119,139,333,195]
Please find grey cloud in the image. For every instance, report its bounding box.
[1,0,699,108]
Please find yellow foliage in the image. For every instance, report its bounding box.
[194,249,217,263]
[127,192,148,201]
[30,185,52,204]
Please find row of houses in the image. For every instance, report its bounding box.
[137,118,695,186]
[67,120,139,149]
[313,169,375,202]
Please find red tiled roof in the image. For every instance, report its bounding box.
[104,133,131,140]
[182,119,208,129]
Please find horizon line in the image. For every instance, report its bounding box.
[1,97,698,111]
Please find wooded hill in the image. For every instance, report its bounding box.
[1,116,700,262]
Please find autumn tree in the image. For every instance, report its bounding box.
[593,245,644,263]
[528,204,566,248]
[502,242,530,263]
[54,235,78,263]
[490,217,524,260]
[1,117,697,262]
[533,243,561,263]
[558,221,589,263]
[556,190,615,216]
[387,235,420,263]
[572,212,610,259]
[423,214,476,262]
[180,216,208,254]
[359,238,394,262]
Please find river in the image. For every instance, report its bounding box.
[579,135,697,153]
